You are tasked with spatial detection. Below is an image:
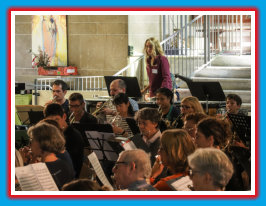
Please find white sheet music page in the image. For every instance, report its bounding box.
[15,162,58,191]
[87,152,113,190]
[169,176,192,191]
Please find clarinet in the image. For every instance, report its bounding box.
[171,113,184,129]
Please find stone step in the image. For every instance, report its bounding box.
[191,77,251,90]
[210,55,251,66]
[194,66,251,78]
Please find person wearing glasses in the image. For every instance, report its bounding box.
[112,149,156,191]
[172,96,205,129]
[68,92,97,124]
[141,37,172,98]
[151,129,195,191]
[187,148,233,191]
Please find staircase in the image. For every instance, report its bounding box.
[177,55,251,111]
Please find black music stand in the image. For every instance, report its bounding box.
[72,123,121,180]
[228,113,251,145]
[186,81,225,114]
[227,113,251,177]
[28,111,44,124]
[104,76,142,99]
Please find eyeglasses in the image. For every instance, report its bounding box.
[69,104,81,108]
[113,161,129,169]
[181,105,192,109]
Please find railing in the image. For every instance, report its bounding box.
[35,15,251,99]
[161,15,251,87]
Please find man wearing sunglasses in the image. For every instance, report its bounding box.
[112,149,156,191]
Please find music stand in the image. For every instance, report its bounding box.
[186,81,225,114]
[104,76,142,99]
[72,123,121,180]
[228,113,251,145]
[28,111,44,124]
[16,105,44,125]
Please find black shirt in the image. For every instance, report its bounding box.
[46,158,74,190]
[63,125,84,178]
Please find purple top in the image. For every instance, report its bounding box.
[146,55,172,97]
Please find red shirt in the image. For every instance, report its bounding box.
[146,55,172,97]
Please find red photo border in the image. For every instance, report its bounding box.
[7,7,259,199]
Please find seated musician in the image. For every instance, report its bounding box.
[45,80,70,117]
[44,103,84,178]
[150,129,195,191]
[130,107,161,165]
[196,117,250,190]
[95,79,139,123]
[111,93,135,138]
[172,96,205,128]
[226,94,246,115]
[68,92,97,124]
[112,149,157,191]
[155,87,181,129]
[27,122,75,190]
[183,112,208,142]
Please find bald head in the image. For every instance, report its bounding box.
[110,79,126,97]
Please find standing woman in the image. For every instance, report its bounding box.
[141,37,172,98]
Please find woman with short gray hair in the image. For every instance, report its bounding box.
[188,148,234,191]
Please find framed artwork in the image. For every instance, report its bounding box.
[32,15,67,67]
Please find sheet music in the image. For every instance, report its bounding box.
[122,140,137,150]
[87,152,113,190]
[168,176,192,191]
[15,163,59,191]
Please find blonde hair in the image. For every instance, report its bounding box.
[144,37,164,61]
[181,96,205,114]
[161,129,195,173]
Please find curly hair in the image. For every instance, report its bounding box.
[197,117,232,150]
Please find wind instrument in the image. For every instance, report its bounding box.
[92,98,112,116]
[52,96,57,103]
[171,113,184,129]
[158,105,171,129]
[69,112,75,124]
